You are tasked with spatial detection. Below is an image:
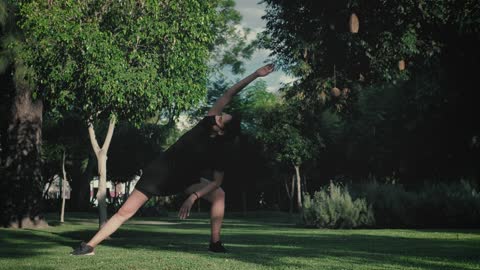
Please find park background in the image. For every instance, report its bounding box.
[0,0,479,269]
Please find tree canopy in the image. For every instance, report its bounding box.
[18,0,228,124]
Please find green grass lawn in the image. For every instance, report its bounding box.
[0,212,479,270]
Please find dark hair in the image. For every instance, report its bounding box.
[223,115,241,140]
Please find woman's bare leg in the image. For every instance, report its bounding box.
[87,189,149,247]
[204,188,225,243]
[185,179,225,243]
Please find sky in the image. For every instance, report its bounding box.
[226,0,296,92]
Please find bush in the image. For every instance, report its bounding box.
[303,179,480,229]
[356,179,480,228]
[357,180,417,227]
[303,181,375,228]
[415,180,480,228]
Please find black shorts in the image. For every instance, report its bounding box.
[134,153,198,197]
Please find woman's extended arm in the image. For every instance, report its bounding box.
[194,170,223,198]
[207,64,275,116]
[178,170,224,219]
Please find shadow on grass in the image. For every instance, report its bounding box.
[1,217,479,270]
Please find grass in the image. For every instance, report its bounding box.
[0,212,479,270]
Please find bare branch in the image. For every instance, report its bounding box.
[101,117,116,152]
[87,122,101,154]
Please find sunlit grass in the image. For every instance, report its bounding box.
[1,212,479,270]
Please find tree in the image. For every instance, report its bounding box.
[261,0,478,82]
[18,0,228,227]
[260,0,480,183]
[256,100,318,213]
[0,0,45,228]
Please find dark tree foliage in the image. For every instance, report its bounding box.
[261,0,480,184]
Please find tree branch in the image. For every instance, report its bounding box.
[101,117,116,152]
[87,122,101,154]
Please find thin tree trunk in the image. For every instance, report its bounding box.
[60,150,67,223]
[291,175,295,214]
[88,118,115,228]
[42,176,55,199]
[284,175,295,215]
[294,165,302,213]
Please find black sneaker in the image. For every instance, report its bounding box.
[70,242,95,256]
[208,241,228,253]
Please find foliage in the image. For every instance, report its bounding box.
[107,121,173,181]
[303,181,374,228]
[261,0,479,82]
[42,114,90,180]
[357,180,416,227]
[355,179,480,228]
[415,180,480,228]
[17,0,225,124]
[208,0,257,75]
[256,100,317,166]
[260,0,480,183]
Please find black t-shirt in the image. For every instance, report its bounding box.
[165,116,227,180]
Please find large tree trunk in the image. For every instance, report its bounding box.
[1,74,47,228]
[0,67,15,167]
[88,118,115,228]
[294,165,302,213]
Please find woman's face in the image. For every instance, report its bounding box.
[213,113,232,135]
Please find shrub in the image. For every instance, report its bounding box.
[415,180,480,228]
[357,180,417,227]
[303,181,375,228]
[356,179,480,228]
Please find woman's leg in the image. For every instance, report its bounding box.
[87,189,149,247]
[185,179,225,243]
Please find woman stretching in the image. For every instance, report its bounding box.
[71,64,275,255]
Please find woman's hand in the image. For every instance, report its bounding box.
[255,64,275,77]
[178,195,196,219]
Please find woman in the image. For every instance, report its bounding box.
[71,64,275,255]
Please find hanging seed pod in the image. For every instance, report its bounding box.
[349,13,359,33]
[331,64,340,97]
[331,87,341,97]
[399,60,406,71]
[342,88,350,98]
